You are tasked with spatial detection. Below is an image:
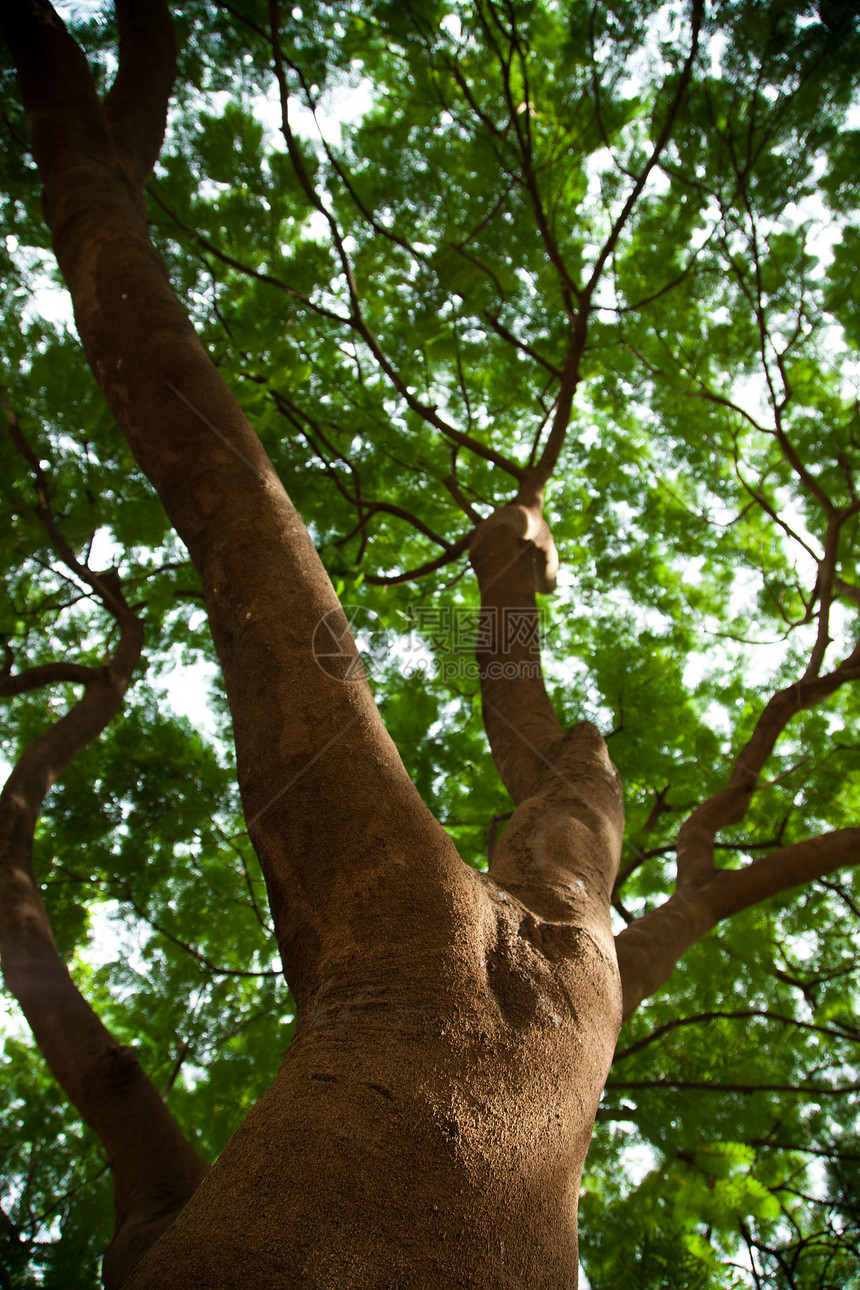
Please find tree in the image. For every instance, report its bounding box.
[1,0,859,1284]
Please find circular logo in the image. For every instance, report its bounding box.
[312,605,391,682]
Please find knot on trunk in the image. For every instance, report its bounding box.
[489,722,625,918]
[470,496,559,595]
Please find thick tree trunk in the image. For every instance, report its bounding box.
[10,3,858,1283]
[122,505,623,1287]
[2,3,623,1285]
[123,865,619,1288]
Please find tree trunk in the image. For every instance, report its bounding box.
[124,860,619,1288]
[1,3,623,1285]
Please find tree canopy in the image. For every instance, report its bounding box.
[1,0,859,1285]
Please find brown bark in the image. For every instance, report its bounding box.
[468,477,624,960]
[469,475,563,802]
[2,0,458,992]
[103,0,176,185]
[5,1,857,1284]
[110,495,620,1284]
[123,490,622,1287]
[3,3,623,1285]
[0,661,100,695]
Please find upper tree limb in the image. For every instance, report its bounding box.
[469,474,624,972]
[616,828,860,1021]
[0,0,465,1001]
[616,623,860,1020]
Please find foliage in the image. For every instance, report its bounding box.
[1,0,859,1284]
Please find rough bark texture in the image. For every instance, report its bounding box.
[4,1,858,1285]
[2,3,623,1285]
[120,495,622,1290]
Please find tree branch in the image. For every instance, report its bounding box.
[709,828,860,922]
[0,661,100,696]
[675,636,860,889]
[362,532,473,584]
[266,0,524,481]
[2,0,469,1023]
[468,475,563,802]
[148,187,350,327]
[606,1077,860,1096]
[103,0,175,185]
[613,1007,860,1065]
[0,546,211,1286]
[467,472,624,966]
[616,827,860,1021]
[583,0,704,298]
